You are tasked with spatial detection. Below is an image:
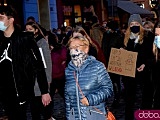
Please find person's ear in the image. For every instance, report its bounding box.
[35,28,38,33]
[9,18,14,24]
[84,46,89,54]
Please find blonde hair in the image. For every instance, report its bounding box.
[68,36,90,47]
[124,25,144,47]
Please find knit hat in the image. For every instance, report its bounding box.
[128,14,142,26]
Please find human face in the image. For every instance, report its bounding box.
[25,25,36,34]
[155,28,160,36]
[69,38,89,54]
[143,24,150,29]
[130,21,140,27]
[0,14,11,31]
[154,28,160,49]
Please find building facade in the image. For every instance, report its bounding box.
[56,0,108,28]
[0,0,157,31]
[23,0,58,30]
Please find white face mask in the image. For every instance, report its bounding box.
[154,36,160,49]
[70,49,87,67]
[145,28,152,31]
[0,21,7,31]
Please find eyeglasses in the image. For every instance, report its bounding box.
[69,44,86,50]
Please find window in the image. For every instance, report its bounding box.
[63,5,82,26]
[74,5,82,24]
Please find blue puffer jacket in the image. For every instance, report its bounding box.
[65,56,113,120]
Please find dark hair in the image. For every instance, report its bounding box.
[25,21,46,39]
[107,20,119,31]
[27,16,35,22]
[153,21,160,33]
[48,32,62,51]
[91,15,98,24]
[0,5,17,18]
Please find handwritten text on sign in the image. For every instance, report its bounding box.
[107,48,138,77]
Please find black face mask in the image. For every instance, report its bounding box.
[130,26,140,34]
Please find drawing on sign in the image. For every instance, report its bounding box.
[107,48,137,77]
[108,49,122,72]
[110,55,121,66]
[125,54,134,71]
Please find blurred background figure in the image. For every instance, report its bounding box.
[152,21,160,109]
[55,28,64,44]
[120,23,128,39]
[101,20,124,108]
[47,31,67,100]
[90,15,104,47]
[143,21,155,32]
[62,26,72,46]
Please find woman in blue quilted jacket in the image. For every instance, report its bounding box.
[65,36,113,120]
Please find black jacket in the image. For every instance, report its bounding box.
[126,31,155,69]
[102,31,124,66]
[0,27,49,102]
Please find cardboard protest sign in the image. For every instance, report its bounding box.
[107,48,138,77]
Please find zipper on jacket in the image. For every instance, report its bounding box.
[10,41,26,105]
[31,49,37,60]
[11,63,19,97]
[75,71,82,120]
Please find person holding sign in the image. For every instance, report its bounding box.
[122,14,155,120]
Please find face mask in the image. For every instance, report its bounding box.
[26,29,35,34]
[57,31,61,34]
[144,28,152,31]
[70,49,87,67]
[102,24,106,27]
[107,30,111,34]
[0,21,7,31]
[154,36,160,49]
[130,26,140,34]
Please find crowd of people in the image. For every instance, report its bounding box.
[0,5,160,120]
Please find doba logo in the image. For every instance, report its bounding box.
[134,110,160,120]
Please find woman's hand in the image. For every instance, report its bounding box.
[81,97,89,106]
[137,64,145,72]
[120,47,126,50]
[41,93,52,106]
